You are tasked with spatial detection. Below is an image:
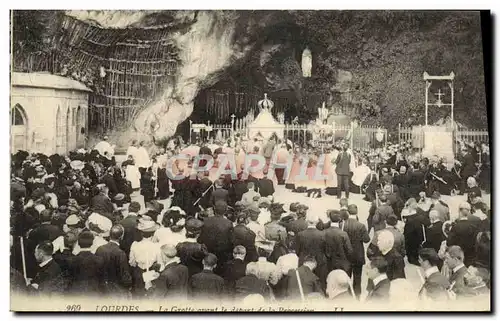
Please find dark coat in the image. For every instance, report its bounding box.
[95,242,132,294]
[210,188,229,206]
[152,262,189,299]
[335,152,351,176]
[419,271,450,301]
[101,173,118,197]
[90,194,115,217]
[286,265,324,299]
[460,153,477,179]
[199,216,233,261]
[189,270,225,300]
[295,228,327,266]
[231,181,248,204]
[383,249,406,281]
[423,221,445,253]
[404,213,431,265]
[32,259,65,295]
[231,224,258,262]
[341,218,370,266]
[287,218,308,235]
[372,204,394,232]
[29,223,63,244]
[447,220,480,267]
[176,241,207,278]
[235,274,270,299]
[449,265,475,297]
[221,258,247,294]
[258,178,275,197]
[53,249,74,274]
[67,251,105,295]
[366,278,391,302]
[119,214,140,256]
[324,226,353,273]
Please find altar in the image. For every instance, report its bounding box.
[247,94,285,140]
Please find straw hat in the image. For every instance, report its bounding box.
[70,160,85,171]
[137,216,160,232]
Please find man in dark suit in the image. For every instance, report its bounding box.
[295,215,328,289]
[152,244,189,300]
[286,205,309,235]
[286,256,324,299]
[235,261,271,300]
[198,200,234,272]
[189,253,225,301]
[28,209,63,244]
[418,248,450,301]
[210,179,229,206]
[365,256,391,303]
[232,215,258,263]
[101,167,119,198]
[324,213,353,274]
[422,210,446,257]
[119,201,141,257]
[258,174,275,198]
[221,246,248,295]
[53,232,77,274]
[67,231,105,296]
[341,204,370,298]
[447,203,480,267]
[31,241,65,296]
[444,246,475,298]
[335,143,351,199]
[95,225,132,297]
[90,185,115,219]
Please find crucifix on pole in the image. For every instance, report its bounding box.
[423,71,455,127]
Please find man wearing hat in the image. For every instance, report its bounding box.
[285,204,308,235]
[176,218,208,278]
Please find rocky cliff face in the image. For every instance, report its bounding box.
[68,10,285,146]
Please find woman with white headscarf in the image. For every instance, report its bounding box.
[466,176,482,204]
[326,269,355,303]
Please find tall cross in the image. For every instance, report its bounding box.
[435,89,445,102]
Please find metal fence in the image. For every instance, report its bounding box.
[398,124,489,154]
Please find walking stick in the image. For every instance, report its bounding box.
[193,184,214,207]
[19,236,28,286]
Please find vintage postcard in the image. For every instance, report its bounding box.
[10,9,491,312]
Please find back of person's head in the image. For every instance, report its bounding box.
[289,202,299,213]
[339,198,349,208]
[339,209,349,221]
[446,245,465,261]
[377,230,395,253]
[247,182,255,189]
[246,262,258,276]
[370,256,388,274]
[379,194,388,203]
[63,232,78,249]
[161,244,177,259]
[418,248,441,267]
[429,210,441,222]
[128,202,141,213]
[78,231,94,249]
[326,269,351,298]
[40,209,53,223]
[386,215,398,227]
[303,255,317,266]
[203,253,217,268]
[233,245,246,258]
[214,200,228,216]
[347,204,358,216]
[306,214,319,226]
[36,241,54,257]
[109,224,124,241]
[329,211,342,223]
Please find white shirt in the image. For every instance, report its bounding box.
[247,221,266,242]
[136,147,151,169]
[94,141,114,157]
[373,274,388,287]
[125,165,141,189]
[129,237,161,270]
[258,208,271,226]
[424,266,440,279]
[352,164,371,187]
[154,227,186,246]
[126,145,138,161]
[453,264,465,274]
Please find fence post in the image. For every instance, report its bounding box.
[398,123,401,145]
[189,120,192,144]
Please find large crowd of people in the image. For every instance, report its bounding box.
[9,133,491,307]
